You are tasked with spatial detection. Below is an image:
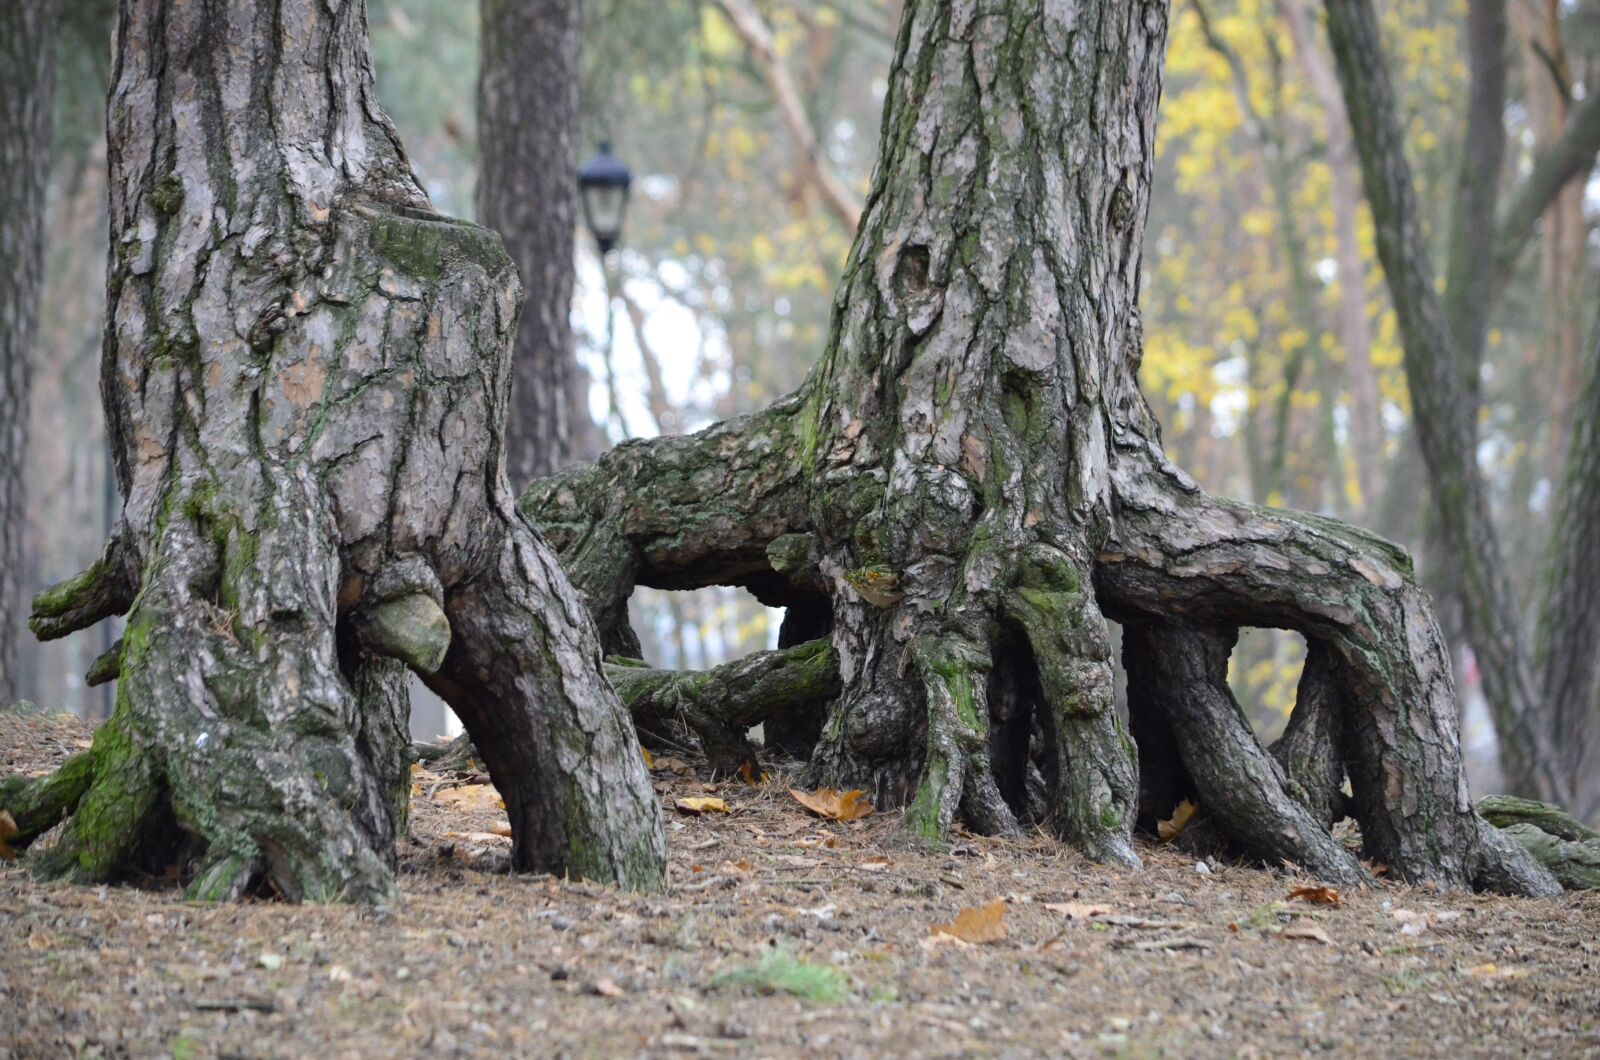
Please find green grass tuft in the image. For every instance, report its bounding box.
[710,948,849,1003]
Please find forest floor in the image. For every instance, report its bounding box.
[2,709,1597,1059]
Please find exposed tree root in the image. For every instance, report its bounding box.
[609,639,839,777]
[1100,442,1560,896]
[1477,796,1600,890]
[420,639,840,779]
[1122,624,1368,886]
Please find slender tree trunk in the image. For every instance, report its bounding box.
[478,0,596,483]
[0,0,60,705]
[521,0,1555,895]
[1324,0,1570,806]
[1278,0,1382,514]
[3,0,664,900]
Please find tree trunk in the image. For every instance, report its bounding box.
[478,0,596,483]
[0,0,59,705]
[1323,0,1570,807]
[3,0,664,901]
[521,0,1556,895]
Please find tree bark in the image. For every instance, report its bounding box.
[0,0,60,704]
[521,0,1556,895]
[3,0,664,901]
[478,0,596,483]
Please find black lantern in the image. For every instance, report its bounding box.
[577,140,632,255]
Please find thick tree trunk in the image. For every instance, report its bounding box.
[519,0,1556,895]
[3,0,664,900]
[478,0,596,483]
[0,0,59,705]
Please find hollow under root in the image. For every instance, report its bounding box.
[1123,623,1369,886]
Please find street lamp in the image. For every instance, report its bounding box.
[577,140,632,255]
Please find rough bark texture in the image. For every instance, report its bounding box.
[478,0,596,483]
[0,0,60,705]
[3,0,664,901]
[519,0,1556,895]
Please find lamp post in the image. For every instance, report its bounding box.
[577,140,632,255]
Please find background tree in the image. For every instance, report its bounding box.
[2,0,664,900]
[478,0,599,484]
[1325,0,1600,816]
[0,0,60,705]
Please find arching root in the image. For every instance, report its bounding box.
[1101,455,1560,896]
[423,515,666,890]
[1123,624,1368,885]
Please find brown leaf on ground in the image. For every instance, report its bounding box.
[1281,923,1333,944]
[1043,901,1114,920]
[675,797,730,815]
[789,787,874,822]
[1156,799,1197,842]
[432,784,504,812]
[0,810,18,860]
[1286,886,1341,906]
[931,899,1008,944]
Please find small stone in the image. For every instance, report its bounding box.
[1194,861,1211,875]
[258,953,283,971]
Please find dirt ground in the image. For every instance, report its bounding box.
[2,710,1597,1059]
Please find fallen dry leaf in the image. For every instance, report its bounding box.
[931,899,1008,944]
[432,783,504,812]
[789,787,875,822]
[0,809,18,860]
[1156,799,1197,842]
[653,756,694,775]
[737,761,769,785]
[1286,886,1341,906]
[640,746,655,769]
[1044,901,1114,920]
[859,858,891,872]
[1280,923,1332,945]
[675,796,729,815]
[1466,963,1529,980]
[445,831,511,845]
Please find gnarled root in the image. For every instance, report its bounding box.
[1122,623,1368,885]
[421,638,841,780]
[609,638,839,777]
[13,502,406,903]
[1101,453,1560,896]
[422,514,666,890]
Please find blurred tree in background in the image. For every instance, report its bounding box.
[11,0,1597,812]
